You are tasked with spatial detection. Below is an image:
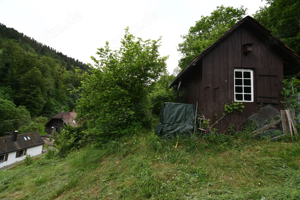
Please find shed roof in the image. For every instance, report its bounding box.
[170,16,300,88]
[45,111,78,127]
[0,132,44,155]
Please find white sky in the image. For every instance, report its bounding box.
[0,0,267,73]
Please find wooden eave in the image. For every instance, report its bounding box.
[169,16,300,88]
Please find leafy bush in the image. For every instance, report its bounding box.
[0,98,31,136]
[52,124,88,157]
[19,116,48,135]
[76,28,168,144]
[149,74,175,116]
[23,155,34,166]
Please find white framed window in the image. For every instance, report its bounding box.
[234,69,254,102]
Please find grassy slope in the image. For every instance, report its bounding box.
[1,130,300,199]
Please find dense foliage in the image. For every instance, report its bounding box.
[76,28,168,143]
[0,98,30,136]
[254,0,300,56]
[149,73,175,116]
[0,23,88,71]
[177,6,247,69]
[0,37,86,118]
[18,117,49,136]
[0,24,88,135]
[282,77,300,123]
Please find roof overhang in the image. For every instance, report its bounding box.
[169,16,300,88]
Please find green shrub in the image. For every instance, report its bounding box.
[52,125,88,158]
[19,116,48,135]
[76,28,168,143]
[23,155,34,166]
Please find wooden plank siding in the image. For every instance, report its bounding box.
[181,23,285,133]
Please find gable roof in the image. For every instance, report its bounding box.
[45,111,78,127]
[0,132,44,155]
[170,16,300,88]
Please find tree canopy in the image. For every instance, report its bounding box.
[0,98,31,136]
[76,28,168,143]
[177,5,247,70]
[254,0,300,56]
[0,37,86,117]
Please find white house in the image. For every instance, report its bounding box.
[0,132,44,169]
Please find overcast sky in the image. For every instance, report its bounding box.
[0,0,266,73]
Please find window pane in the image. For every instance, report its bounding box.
[244,72,251,78]
[235,71,242,78]
[244,94,251,101]
[0,155,4,162]
[244,87,251,93]
[235,87,243,93]
[234,69,253,102]
[235,79,242,85]
[244,79,251,86]
[236,94,243,100]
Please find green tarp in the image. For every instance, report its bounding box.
[155,102,195,137]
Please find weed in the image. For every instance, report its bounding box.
[23,155,34,166]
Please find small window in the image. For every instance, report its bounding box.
[18,150,24,157]
[1,154,8,162]
[24,136,27,141]
[27,136,31,140]
[234,69,254,102]
[0,155,5,162]
[16,149,26,158]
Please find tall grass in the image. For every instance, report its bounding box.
[1,130,300,199]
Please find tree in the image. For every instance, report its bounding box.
[76,28,168,142]
[0,98,31,136]
[17,67,46,116]
[178,6,247,69]
[254,0,300,56]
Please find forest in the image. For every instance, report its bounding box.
[0,23,89,136]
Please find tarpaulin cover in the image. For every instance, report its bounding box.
[155,102,195,137]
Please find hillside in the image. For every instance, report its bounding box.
[1,130,300,199]
[0,23,91,136]
[0,23,88,71]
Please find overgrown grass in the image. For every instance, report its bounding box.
[1,130,300,199]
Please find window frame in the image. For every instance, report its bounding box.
[0,154,8,162]
[16,149,27,158]
[234,69,254,102]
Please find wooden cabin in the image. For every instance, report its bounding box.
[45,110,77,134]
[170,16,300,133]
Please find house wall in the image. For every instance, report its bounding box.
[45,119,64,134]
[182,23,285,132]
[0,145,43,169]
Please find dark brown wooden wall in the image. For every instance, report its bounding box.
[182,23,285,133]
[45,119,64,134]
